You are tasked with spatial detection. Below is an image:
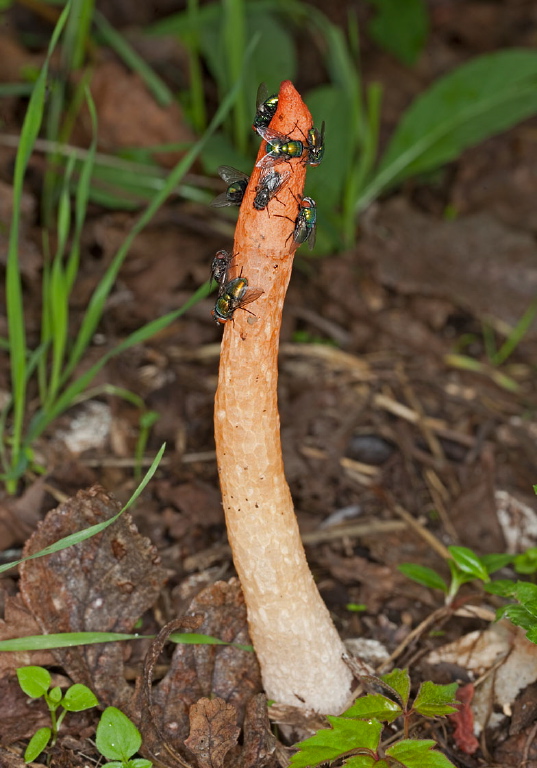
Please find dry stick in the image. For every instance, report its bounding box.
[214,81,353,714]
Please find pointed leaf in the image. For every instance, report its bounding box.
[289,718,383,768]
[480,553,513,574]
[386,739,457,767]
[398,563,447,593]
[343,694,402,723]
[448,547,488,581]
[381,668,411,708]
[413,682,458,718]
[378,50,537,185]
[24,727,52,762]
[96,707,141,761]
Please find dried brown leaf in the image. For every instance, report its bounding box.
[19,486,166,706]
[185,697,240,768]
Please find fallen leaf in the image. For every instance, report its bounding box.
[185,697,240,768]
[19,486,166,707]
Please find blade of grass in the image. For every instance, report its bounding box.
[222,0,248,154]
[490,296,537,366]
[26,281,211,445]
[0,631,252,652]
[60,61,250,386]
[6,2,72,493]
[0,444,165,575]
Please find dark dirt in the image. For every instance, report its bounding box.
[1,1,537,767]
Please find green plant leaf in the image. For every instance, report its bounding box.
[484,579,516,597]
[513,581,537,606]
[24,726,51,763]
[48,685,62,704]
[413,682,458,718]
[96,707,142,761]
[359,49,537,212]
[448,546,489,581]
[525,625,537,645]
[480,553,513,575]
[381,668,411,708]
[0,444,164,575]
[514,548,537,575]
[398,563,448,593]
[345,757,387,768]
[366,0,428,66]
[62,683,99,711]
[342,693,401,722]
[16,665,51,698]
[0,629,252,652]
[386,738,457,767]
[498,603,535,630]
[290,717,383,768]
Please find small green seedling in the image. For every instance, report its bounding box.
[399,545,512,605]
[16,665,98,763]
[290,668,458,768]
[95,706,152,768]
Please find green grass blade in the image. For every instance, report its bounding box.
[66,88,97,292]
[61,67,248,386]
[0,630,252,652]
[491,296,537,366]
[222,0,248,153]
[358,50,537,213]
[94,10,174,107]
[27,281,211,443]
[0,444,165,575]
[63,0,94,70]
[6,3,72,490]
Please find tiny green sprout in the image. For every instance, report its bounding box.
[16,665,98,763]
[399,546,512,605]
[346,603,367,613]
[95,706,152,768]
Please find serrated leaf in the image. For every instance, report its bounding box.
[501,603,535,630]
[514,581,537,604]
[398,563,448,593]
[345,757,387,768]
[16,666,51,698]
[289,718,383,768]
[484,579,516,597]
[448,547,489,581]
[386,739,457,767]
[342,694,402,723]
[413,682,458,717]
[381,668,411,708]
[62,683,99,711]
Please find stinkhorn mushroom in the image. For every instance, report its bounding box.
[214,81,353,714]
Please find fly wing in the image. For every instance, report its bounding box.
[306,224,317,250]
[210,191,235,208]
[240,287,264,307]
[255,153,285,171]
[256,82,269,110]
[254,125,289,143]
[217,165,249,185]
[272,168,291,194]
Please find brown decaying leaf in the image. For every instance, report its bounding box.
[138,580,273,768]
[0,593,56,677]
[19,485,166,707]
[184,697,240,768]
